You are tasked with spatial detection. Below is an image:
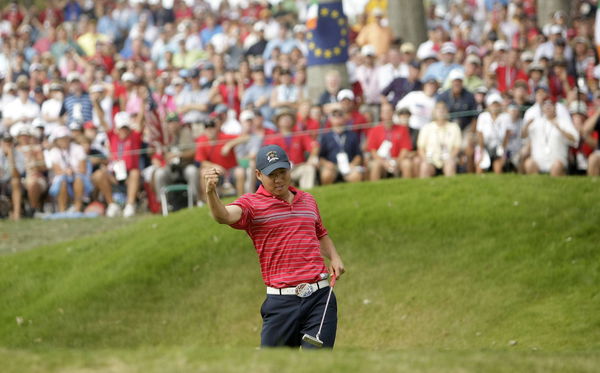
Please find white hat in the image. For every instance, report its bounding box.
[550,24,563,35]
[52,126,71,140]
[520,50,534,62]
[293,24,306,33]
[172,77,185,86]
[493,40,509,52]
[448,69,465,81]
[253,21,266,32]
[90,84,105,93]
[32,118,46,128]
[10,123,32,138]
[114,112,132,129]
[465,45,480,56]
[372,7,384,16]
[3,82,16,93]
[569,101,588,115]
[466,55,481,65]
[485,93,503,106]
[239,110,255,122]
[66,71,81,83]
[336,89,355,101]
[361,45,376,57]
[440,42,457,54]
[593,65,600,80]
[121,72,136,82]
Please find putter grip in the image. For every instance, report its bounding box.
[330,274,336,287]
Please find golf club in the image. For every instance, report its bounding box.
[302,274,337,348]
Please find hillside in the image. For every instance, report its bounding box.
[0,175,599,372]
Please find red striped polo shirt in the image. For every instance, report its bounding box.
[228,185,329,288]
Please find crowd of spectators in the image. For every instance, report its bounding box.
[1,0,599,220]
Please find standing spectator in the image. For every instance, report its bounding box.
[495,46,528,93]
[380,61,422,108]
[436,69,478,172]
[366,102,413,180]
[270,69,302,111]
[424,42,462,85]
[211,68,244,116]
[395,77,440,148]
[475,93,514,174]
[47,126,91,212]
[417,101,462,178]
[356,45,380,121]
[319,103,363,185]
[583,106,600,176]
[175,73,211,126]
[153,113,199,204]
[337,89,368,136]
[377,47,409,91]
[242,65,273,121]
[0,133,24,219]
[11,123,46,214]
[196,117,248,200]
[41,82,65,136]
[522,99,579,177]
[356,8,393,57]
[62,72,93,125]
[263,108,319,190]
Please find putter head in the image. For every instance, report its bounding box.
[302,333,323,348]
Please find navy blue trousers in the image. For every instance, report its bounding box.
[260,287,337,348]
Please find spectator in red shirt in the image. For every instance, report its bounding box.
[337,89,369,136]
[495,48,528,93]
[366,102,413,180]
[204,144,345,348]
[96,108,144,218]
[263,108,319,190]
[196,115,248,201]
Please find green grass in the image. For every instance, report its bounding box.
[0,175,599,372]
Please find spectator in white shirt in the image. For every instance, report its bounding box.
[522,99,579,176]
[41,82,65,136]
[3,77,40,129]
[395,76,439,145]
[377,47,409,91]
[356,45,381,121]
[475,93,514,174]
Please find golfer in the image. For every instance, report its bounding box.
[205,144,345,348]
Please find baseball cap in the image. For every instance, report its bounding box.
[520,50,534,62]
[9,123,32,138]
[550,24,563,35]
[52,126,71,140]
[83,121,96,130]
[395,105,411,115]
[400,42,415,54]
[256,145,291,176]
[254,21,266,32]
[114,112,131,129]
[67,71,81,83]
[527,62,545,73]
[493,40,509,52]
[466,55,481,65]
[90,84,105,93]
[440,42,457,54]
[122,72,137,83]
[485,93,503,106]
[371,7,384,17]
[448,69,465,81]
[361,45,376,57]
[68,121,83,131]
[239,110,255,122]
[337,89,355,101]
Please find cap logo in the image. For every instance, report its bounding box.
[266,150,279,163]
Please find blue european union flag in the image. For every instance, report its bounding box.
[306,1,349,66]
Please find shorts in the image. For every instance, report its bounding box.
[49,174,93,198]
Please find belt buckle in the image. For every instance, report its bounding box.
[294,283,313,298]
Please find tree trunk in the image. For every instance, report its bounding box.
[536,0,570,27]
[388,0,427,47]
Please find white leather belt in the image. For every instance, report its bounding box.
[266,279,330,298]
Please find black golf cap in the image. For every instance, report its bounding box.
[256,145,291,175]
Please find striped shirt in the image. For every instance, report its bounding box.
[62,93,93,123]
[229,185,329,288]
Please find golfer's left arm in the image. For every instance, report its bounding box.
[319,235,345,279]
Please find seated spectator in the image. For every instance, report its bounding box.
[318,70,342,107]
[505,103,527,173]
[211,68,244,116]
[475,93,514,174]
[366,102,413,180]
[522,99,579,177]
[319,103,363,185]
[152,113,199,204]
[337,89,368,137]
[12,123,47,214]
[241,65,272,120]
[392,106,421,178]
[568,101,596,174]
[196,116,248,200]
[0,133,25,219]
[423,42,462,85]
[263,108,319,190]
[96,110,144,218]
[62,72,93,124]
[417,101,462,178]
[47,127,92,212]
[270,68,302,110]
[3,77,39,130]
[356,45,381,121]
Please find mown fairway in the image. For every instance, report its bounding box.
[1,175,599,372]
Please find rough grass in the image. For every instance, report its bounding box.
[0,175,599,372]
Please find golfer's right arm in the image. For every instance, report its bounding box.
[205,168,242,225]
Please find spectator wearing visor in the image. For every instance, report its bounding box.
[475,93,514,174]
[319,103,363,185]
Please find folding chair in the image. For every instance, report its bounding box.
[160,184,193,216]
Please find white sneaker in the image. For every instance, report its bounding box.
[106,203,122,218]
[123,204,136,218]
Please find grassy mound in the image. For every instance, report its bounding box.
[0,175,599,371]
